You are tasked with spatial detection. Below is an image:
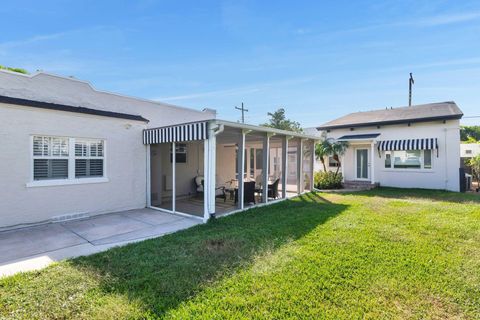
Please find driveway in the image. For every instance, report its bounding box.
[0,209,201,277]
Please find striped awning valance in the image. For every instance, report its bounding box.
[378,138,438,151]
[143,121,208,144]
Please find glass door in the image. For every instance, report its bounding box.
[356,149,369,180]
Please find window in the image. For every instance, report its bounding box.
[424,150,432,169]
[33,136,69,180]
[466,150,472,155]
[385,153,391,168]
[75,139,104,178]
[250,148,255,177]
[170,143,187,163]
[31,136,106,184]
[328,156,339,167]
[384,150,432,170]
[256,149,263,170]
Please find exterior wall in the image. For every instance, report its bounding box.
[460,143,480,158]
[216,144,236,186]
[0,71,216,128]
[0,103,147,228]
[316,120,461,191]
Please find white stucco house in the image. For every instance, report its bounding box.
[309,102,463,192]
[0,70,317,230]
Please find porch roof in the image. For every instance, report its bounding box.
[337,133,380,141]
[143,119,320,144]
[214,119,320,140]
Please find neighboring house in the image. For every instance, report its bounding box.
[312,102,463,192]
[460,143,480,174]
[0,70,317,229]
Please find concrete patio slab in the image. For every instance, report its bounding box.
[0,208,201,278]
[61,213,150,243]
[0,224,86,264]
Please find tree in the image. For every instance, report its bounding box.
[468,155,480,183]
[315,140,329,172]
[460,126,480,142]
[261,108,303,133]
[0,65,29,74]
[314,136,349,177]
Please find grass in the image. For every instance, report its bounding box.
[1,188,480,319]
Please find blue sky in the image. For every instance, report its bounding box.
[1,0,480,126]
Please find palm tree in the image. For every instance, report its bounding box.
[329,139,349,177]
[315,140,330,172]
[314,137,349,177]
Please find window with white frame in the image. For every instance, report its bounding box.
[75,139,105,178]
[32,136,105,182]
[33,136,69,180]
[384,150,432,170]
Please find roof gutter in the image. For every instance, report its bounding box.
[0,95,149,122]
[317,114,463,131]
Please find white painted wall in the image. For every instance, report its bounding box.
[0,103,147,228]
[314,120,461,191]
[0,71,215,128]
[461,143,480,158]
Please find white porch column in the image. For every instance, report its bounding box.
[237,130,246,209]
[146,144,151,207]
[262,133,272,203]
[172,142,176,213]
[297,139,304,194]
[310,140,315,191]
[203,138,209,222]
[281,136,289,198]
[207,129,217,219]
[370,141,375,184]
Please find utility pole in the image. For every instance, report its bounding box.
[408,73,414,106]
[235,102,248,123]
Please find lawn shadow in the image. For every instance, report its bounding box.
[336,187,480,204]
[70,192,348,317]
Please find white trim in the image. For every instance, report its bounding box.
[172,142,176,213]
[370,142,375,184]
[148,206,203,221]
[26,177,109,188]
[146,144,151,207]
[354,147,370,181]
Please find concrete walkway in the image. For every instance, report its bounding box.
[0,208,201,278]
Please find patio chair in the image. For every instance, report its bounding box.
[193,175,226,202]
[234,181,256,204]
[268,178,280,199]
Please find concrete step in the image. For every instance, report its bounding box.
[343,181,379,190]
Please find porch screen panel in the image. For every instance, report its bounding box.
[143,121,208,144]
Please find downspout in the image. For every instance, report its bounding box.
[213,123,225,136]
[205,123,224,222]
[444,128,448,190]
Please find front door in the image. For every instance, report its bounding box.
[356,149,369,180]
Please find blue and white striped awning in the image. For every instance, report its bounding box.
[143,121,208,144]
[378,138,438,151]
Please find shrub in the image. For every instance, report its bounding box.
[314,171,343,189]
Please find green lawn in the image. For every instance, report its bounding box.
[1,189,480,319]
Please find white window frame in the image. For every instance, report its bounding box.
[74,139,106,179]
[27,135,108,188]
[383,149,434,171]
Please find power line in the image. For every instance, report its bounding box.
[463,116,480,119]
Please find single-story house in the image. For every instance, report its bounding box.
[0,70,317,230]
[460,143,480,175]
[309,102,463,191]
